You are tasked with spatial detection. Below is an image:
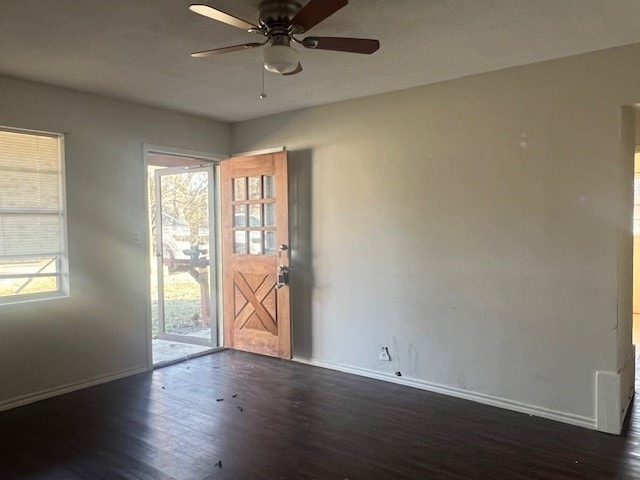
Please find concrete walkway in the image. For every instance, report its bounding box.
[152,339,212,366]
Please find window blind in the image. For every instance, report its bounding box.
[0,128,66,301]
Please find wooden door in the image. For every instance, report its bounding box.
[220,151,291,358]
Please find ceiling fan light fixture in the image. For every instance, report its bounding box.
[262,44,300,74]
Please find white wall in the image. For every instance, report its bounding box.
[0,75,229,407]
[232,44,640,431]
[1,42,636,433]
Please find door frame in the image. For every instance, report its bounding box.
[143,144,227,370]
[232,146,286,157]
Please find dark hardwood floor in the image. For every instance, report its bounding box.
[0,349,638,480]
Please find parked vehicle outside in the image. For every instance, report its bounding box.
[161,214,208,272]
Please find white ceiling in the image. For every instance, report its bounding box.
[1,0,640,122]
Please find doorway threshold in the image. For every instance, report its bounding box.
[152,339,222,368]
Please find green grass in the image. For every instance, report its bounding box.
[0,277,58,298]
[151,298,205,336]
[150,269,209,337]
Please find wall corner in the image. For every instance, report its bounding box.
[596,349,635,434]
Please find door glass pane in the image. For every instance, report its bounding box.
[234,231,247,254]
[248,176,261,200]
[233,204,247,227]
[249,204,262,227]
[264,203,276,227]
[234,177,246,201]
[249,231,263,255]
[157,170,212,343]
[264,231,276,255]
[263,175,275,199]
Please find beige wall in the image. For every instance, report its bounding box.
[0,75,230,407]
[232,43,640,430]
[1,42,637,433]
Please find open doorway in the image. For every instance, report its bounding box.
[147,151,220,366]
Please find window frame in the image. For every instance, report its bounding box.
[0,126,69,305]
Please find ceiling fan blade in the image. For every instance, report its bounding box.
[302,37,380,54]
[290,0,348,33]
[189,4,257,31]
[283,62,303,76]
[191,43,264,58]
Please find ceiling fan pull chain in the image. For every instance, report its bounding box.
[259,63,267,99]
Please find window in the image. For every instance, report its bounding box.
[0,127,68,303]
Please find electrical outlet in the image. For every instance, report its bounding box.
[379,347,391,362]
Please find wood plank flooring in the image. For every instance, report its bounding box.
[0,349,638,479]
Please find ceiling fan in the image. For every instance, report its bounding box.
[189,0,380,75]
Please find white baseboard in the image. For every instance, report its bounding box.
[597,347,636,434]
[0,365,149,413]
[293,356,596,430]
[620,345,636,427]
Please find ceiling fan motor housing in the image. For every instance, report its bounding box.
[259,0,302,32]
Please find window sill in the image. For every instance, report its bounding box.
[0,291,70,307]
